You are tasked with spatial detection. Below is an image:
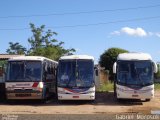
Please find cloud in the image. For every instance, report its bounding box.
[156,33,160,37]
[148,32,160,38]
[110,27,148,37]
[121,27,147,37]
[110,27,160,38]
[148,32,154,36]
[110,31,120,35]
[75,48,81,51]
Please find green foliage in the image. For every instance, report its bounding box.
[155,63,160,79]
[6,42,26,55]
[155,83,160,90]
[99,47,128,80]
[97,81,113,92]
[6,23,76,60]
[0,61,7,67]
[27,23,75,60]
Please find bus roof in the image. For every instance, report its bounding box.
[59,55,94,60]
[117,52,152,61]
[8,56,58,63]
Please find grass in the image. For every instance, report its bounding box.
[97,82,160,92]
[155,83,160,90]
[97,81,113,92]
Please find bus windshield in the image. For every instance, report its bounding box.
[117,60,153,86]
[58,60,94,88]
[6,61,42,82]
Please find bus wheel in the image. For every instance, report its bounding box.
[57,100,63,104]
[40,99,46,104]
[6,99,15,104]
[145,99,150,102]
[115,94,123,102]
[114,92,119,101]
[88,100,95,104]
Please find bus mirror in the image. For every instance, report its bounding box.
[113,62,117,74]
[94,66,99,76]
[153,62,158,73]
[45,65,48,73]
[95,69,98,76]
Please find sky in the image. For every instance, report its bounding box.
[0,0,160,63]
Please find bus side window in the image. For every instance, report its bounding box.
[43,62,47,81]
[0,67,3,77]
[47,63,51,74]
[46,62,55,81]
[51,63,56,76]
[51,63,54,74]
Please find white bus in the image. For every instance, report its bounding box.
[57,55,95,100]
[5,56,58,100]
[113,53,157,101]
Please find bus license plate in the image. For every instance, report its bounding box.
[73,96,79,98]
[132,95,139,97]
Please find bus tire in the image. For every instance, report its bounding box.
[113,81,116,97]
[40,99,46,104]
[145,99,150,102]
[88,99,95,103]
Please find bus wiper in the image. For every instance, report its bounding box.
[25,75,33,81]
[134,67,142,86]
[66,79,72,87]
[14,71,23,81]
[136,70,145,86]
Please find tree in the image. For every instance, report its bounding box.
[27,23,75,60]
[6,42,26,54]
[99,47,128,80]
[155,63,160,79]
[6,23,75,60]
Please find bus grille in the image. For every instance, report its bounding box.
[15,93,31,97]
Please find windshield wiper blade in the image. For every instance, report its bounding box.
[137,73,145,86]
[25,75,33,81]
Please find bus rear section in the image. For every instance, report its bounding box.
[5,56,57,100]
[57,55,95,100]
[113,53,157,101]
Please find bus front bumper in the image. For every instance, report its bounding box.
[58,93,95,100]
[116,84,154,100]
[116,89,154,100]
[6,92,43,100]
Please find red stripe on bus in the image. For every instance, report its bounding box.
[32,82,39,87]
[64,88,78,93]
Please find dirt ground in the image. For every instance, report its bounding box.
[0,90,159,114]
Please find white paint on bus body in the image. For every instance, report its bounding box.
[58,55,95,100]
[117,52,152,61]
[60,55,94,60]
[113,52,157,100]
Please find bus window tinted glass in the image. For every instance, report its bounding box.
[7,61,42,82]
[117,61,153,86]
[58,60,94,88]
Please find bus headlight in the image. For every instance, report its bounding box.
[38,88,43,92]
[87,91,95,94]
[33,88,43,92]
[6,87,14,91]
[58,89,65,94]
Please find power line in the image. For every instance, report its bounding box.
[0,4,160,19]
[1,15,160,31]
[53,16,160,29]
